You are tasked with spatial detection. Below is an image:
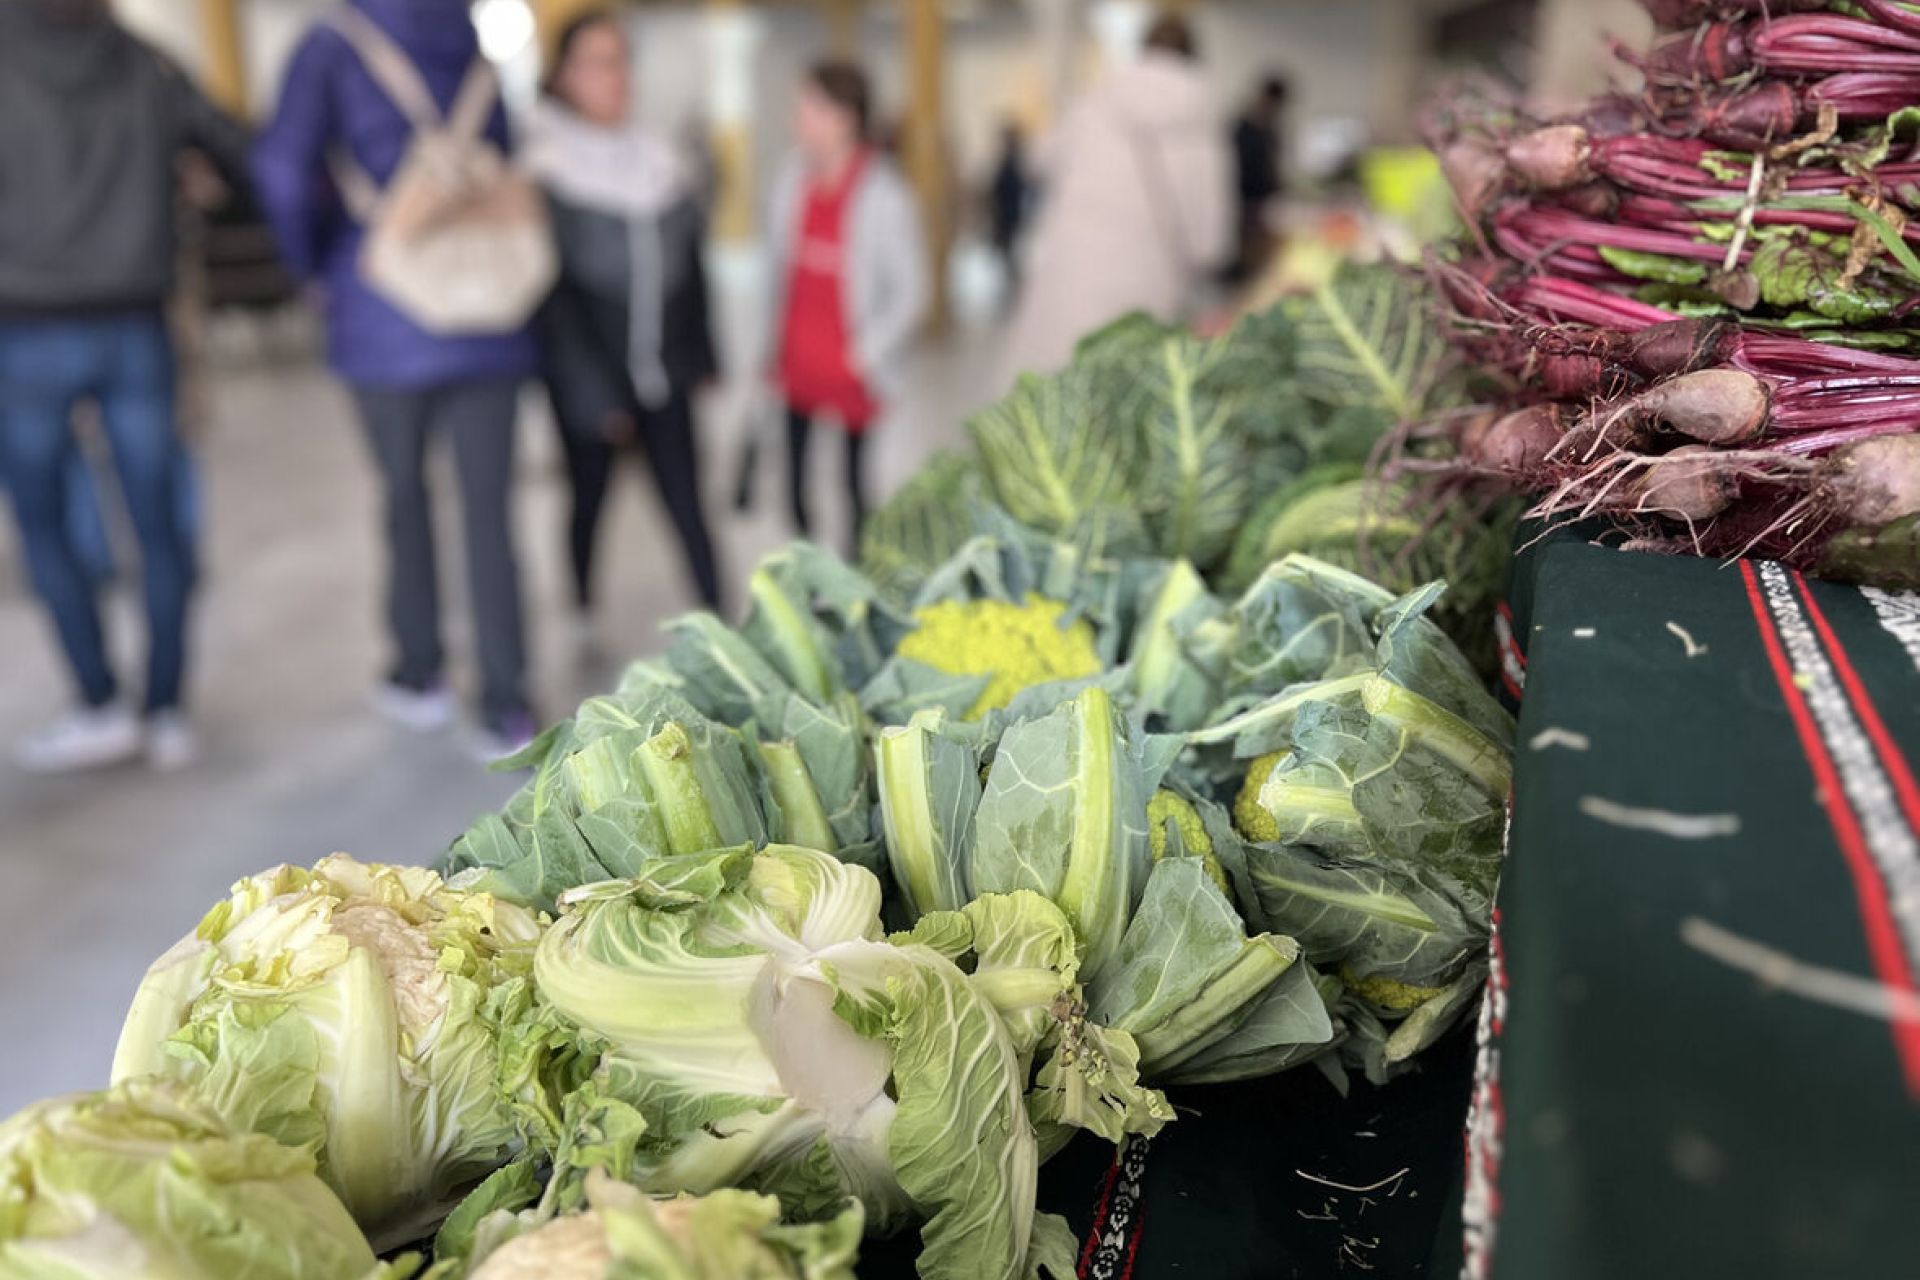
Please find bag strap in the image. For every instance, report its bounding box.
[328,7,446,132]
[447,60,501,146]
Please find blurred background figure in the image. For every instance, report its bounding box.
[987,119,1032,299]
[0,0,248,774]
[1000,12,1231,383]
[768,61,928,556]
[1229,73,1290,285]
[251,0,542,757]
[527,9,725,636]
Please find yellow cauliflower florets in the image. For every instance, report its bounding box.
[1342,968,1449,1012]
[1147,789,1231,896]
[896,594,1103,719]
[1232,752,1285,844]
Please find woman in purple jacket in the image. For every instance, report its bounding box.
[252,0,536,754]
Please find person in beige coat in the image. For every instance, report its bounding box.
[1000,15,1232,384]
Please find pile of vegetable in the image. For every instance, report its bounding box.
[15,528,1512,1280]
[859,267,1519,667]
[1423,0,1920,585]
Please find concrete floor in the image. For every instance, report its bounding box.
[0,328,987,1113]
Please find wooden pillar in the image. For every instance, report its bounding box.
[826,0,863,58]
[197,0,247,116]
[706,0,763,246]
[903,0,950,331]
[531,0,605,63]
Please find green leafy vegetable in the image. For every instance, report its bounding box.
[109,857,540,1249]
[0,1080,404,1280]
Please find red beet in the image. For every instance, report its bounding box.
[1504,125,1592,192]
[1663,80,1800,148]
[1629,319,1737,381]
[1471,405,1569,474]
[1557,179,1621,218]
[1438,137,1509,223]
[1632,445,1739,520]
[1633,369,1773,445]
[1639,0,1824,30]
[1642,23,1754,82]
[1817,435,1920,527]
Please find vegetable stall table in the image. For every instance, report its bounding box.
[1475,532,1920,1280]
[860,1033,1474,1280]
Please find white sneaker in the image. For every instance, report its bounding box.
[369,679,457,733]
[146,711,200,772]
[15,704,142,774]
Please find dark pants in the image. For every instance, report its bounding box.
[559,390,722,612]
[0,313,193,712]
[786,407,870,555]
[351,380,527,724]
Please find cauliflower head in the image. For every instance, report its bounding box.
[896,593,1103,719]
[1232,752,1285,844]
[1342,968,1449,1012]
[1147,790,1231,896]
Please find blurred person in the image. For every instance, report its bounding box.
[988,119,1032,293]
[252,0,540,755]
[0,0,249,773]
[525,10,724,627]
[1001,13,1231,382]
[1229,74,1290,285]
[767,62,928,554]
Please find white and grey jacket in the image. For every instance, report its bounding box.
[764,153,929,401]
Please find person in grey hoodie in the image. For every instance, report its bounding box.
[0,0,249,774]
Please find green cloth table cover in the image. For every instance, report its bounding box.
[1472,534,1920,1280]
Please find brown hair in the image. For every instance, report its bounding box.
[1144,13,1198,60]
[542,7,622,101]
[807,60,873,139]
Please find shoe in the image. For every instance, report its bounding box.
[462,708,539,767]
[146,710,201,772]
[370,678,457,733]
[14,704,142,774]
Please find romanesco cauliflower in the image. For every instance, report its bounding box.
[1232,752,1284,844]
[1147,789,1231,895]
[896,593,1103,719]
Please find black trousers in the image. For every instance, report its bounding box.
[785,406,870,555]
[351,379,527,723]
[559,389,722,612]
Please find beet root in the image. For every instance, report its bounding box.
[1632,445,1740,521]
[1818,435,1920,527]
[1633,369,1772,445]
[1470,405,1568,474]
[1504,125,1593,192]
[1439,138,1508,222]
[1628,319,1736,381]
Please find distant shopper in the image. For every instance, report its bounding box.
[253,0,543,755]
[527,10,724,622]
[768,62,929,553]
[1230,74,1290,283]
[0,0,249,774]
[1001,13,1231,382]
[988,119,1032,291]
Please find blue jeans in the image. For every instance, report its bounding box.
[0,314,193,711]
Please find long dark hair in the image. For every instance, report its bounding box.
[541,7,622,101]
[807,60,873,141]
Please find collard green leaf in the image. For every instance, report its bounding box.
[1285,264,1449,423]
[1087,858,1301,1079]
[968,366,1147,554]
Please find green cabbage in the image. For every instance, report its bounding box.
[449,1172,861,1280]
[109,856,539,1248]
[512,845,1104,1280]
[0,1080,404,1279]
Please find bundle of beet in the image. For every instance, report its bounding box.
[1421,0,1920,586]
